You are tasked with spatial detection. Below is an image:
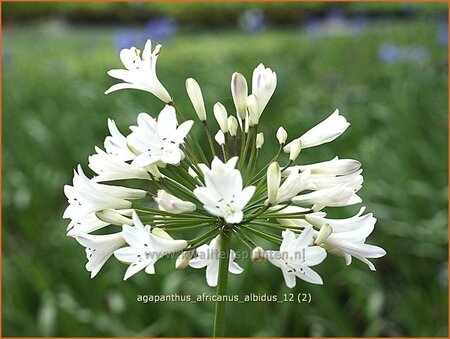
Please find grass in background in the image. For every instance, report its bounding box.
[3,17,448,336]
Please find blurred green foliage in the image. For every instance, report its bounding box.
[3,2,447,25]
[3,3,448,337]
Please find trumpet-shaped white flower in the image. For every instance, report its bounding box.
[252,63,277,117]
[306,207,386,270]
[105,40,172,103]
[284,109,349,152]
[127,106,193,168]
[114,212,188,280]
[63,165,146,224]
[275,170,309,204]
[292,184,361,209]
[307,169,363,190]
[266,227,326,287]
[75,232,126,278]
[154,190,196,214]
[89,147,153,182]
[285,157,361,176]
[67,212,109,236]
[104,118,136,162]
[194,157,255,224]
[189,236,243,287]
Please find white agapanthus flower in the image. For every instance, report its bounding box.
[127,105,193,168]
[75,232,126,278]
[266,227,327,288]
[104,118,136,161]
[63,165,146,225]
[284,109,349,152]
[306,207,387,270]
[66,42,385,337]
[189,236,244,287]
[154,190,196,214]
[89,146,152,182]
[114,212,188,280]
[193,157,255,224]
[105,39,172,103]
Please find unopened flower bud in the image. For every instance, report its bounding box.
[247,94,259,126]
[266,162,281,205]
[155,190,197,214]
[231,72,248,120]
[256,132,264,149]
[314,223,333,245]
[96,209,133,225]
[144,164,162,179]
[186,78,207,121]
[151,227,173,240]
[215,130,225,145]
[289,139,302,161]
[276,127,287,145]
[251,246,266,262]
[213,102,228,133]
[227,116,238,137]
[176,251,193,270]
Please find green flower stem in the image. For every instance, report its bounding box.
[241,225,282,245]
[202,121,217,158]
[243,136,257,185]
[239,126,253,171]
[213,229,232,337]
[160,223,212,232]
[250,145,283,185]
[134,208,211,219]
[233,228,257,248]
[249,221,303,232]
[188,226,221,247]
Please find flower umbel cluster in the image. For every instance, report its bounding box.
[64,39,386,289]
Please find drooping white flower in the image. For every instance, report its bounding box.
[114,212,188,280]
[285,156,361,176]
[193,157,255,224]
[213,102,228,133]
[266,227,326,287]
[186,78,207,121]
[105,39,172,103]
[189,236,243,287]
[104,118,136,162]
[307,169,363,190]
[251,63,277,117]
[306,207,386,270]
[89,147,152,182]
[292,184,362,209]
[63,165,146,224]
[274,170,309,204]
[154,190,196,214]
[127,105,193,168]
[75,232,126,278]
[284,109,349,152]
[231,72,248,120]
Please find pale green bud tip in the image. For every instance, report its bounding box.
[227,116,238,136]
[276,127,287,145]
[215,130,225,145]
[96,209,133,225]
[314,223,333,245]
[247,94,260,126]
[176,251,193,270]
[185,78,207,121]
[213,102,228,133]
[289,139,302,161]
[251,246,266,262]
[267,162,281,205]
[151,227,173,240]
[256,132,264,149]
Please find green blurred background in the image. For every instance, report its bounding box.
[3,2,448,337]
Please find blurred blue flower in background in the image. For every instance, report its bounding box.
[239,8,266,33]
[115,17,177,51]
[378,42,429,65]
[438,23,448,47]
[303,9,366,38]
